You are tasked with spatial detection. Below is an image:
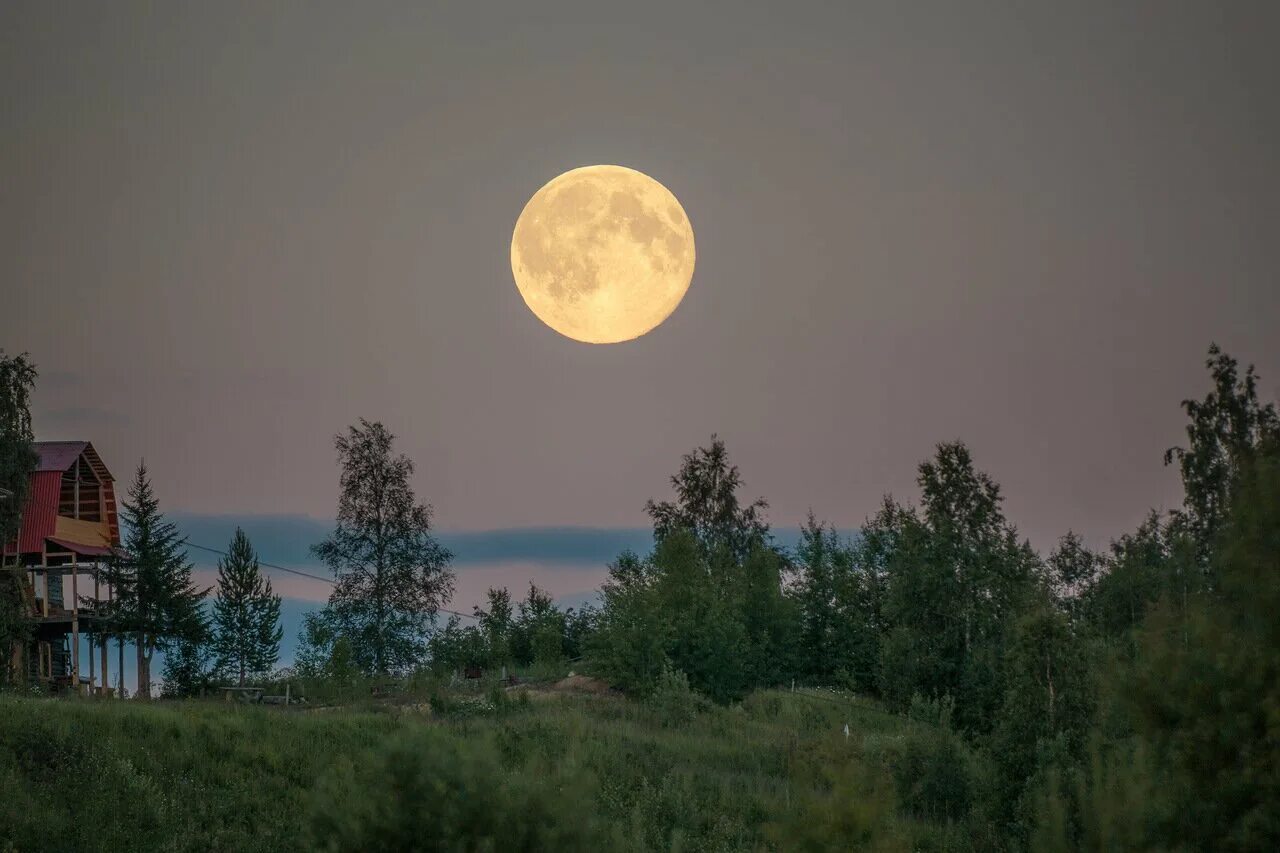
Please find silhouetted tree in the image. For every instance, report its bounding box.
[646,435,770,566]
[1164,343,1279,568]
[0,352,36,685]
[105,463,207,698]
[475,587,514,669]
[313,420,454,675]
[211,528,283,686]
[0,351,37,545]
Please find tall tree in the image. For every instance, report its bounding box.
[0,352,37,684]
[475,587,514,669]
[1044,531,1101,625]
[645,435,770,565]
[879,442,1038,730]
[0,351,37,544]
[589,550,671,695]
[105,463,207,698]
[1164,343,1279,567]
[211,528,283,686]
[792,513,846,684]
[312,420,455,675]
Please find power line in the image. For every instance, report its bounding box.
[183,540,478,622]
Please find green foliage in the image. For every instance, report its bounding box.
[0,352,37,681]
[293,610,337,678]
[424,614,488,675]
[594,438,793,703]
[475,585,514,667]
[878,443,1039,734]
[105,462,207,697]
[1117,449,1280,849]
[589,550,672,695]
[0,571,31,687]
[987,595,1095,836]
[211,528,283,686]
[765,741,908,852]
[1164,342,1280,566]
[425,583,590,678]
[644,433,770,563]
[0,687,935,852]
[312,419,455,675]
[310,730,608,851]
[0,352,36,545]
[644,664,707,727]
[160,631,215,698]
[885,720,980,824]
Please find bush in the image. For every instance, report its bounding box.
[886,723,978,823]
[645,665,707,727]
[308,730,611,851]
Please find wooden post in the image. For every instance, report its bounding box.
[41,568,49,617]
[71,565,80,687]
[103,580,111,696]
[88,566,97,689]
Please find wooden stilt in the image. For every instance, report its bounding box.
[103,581,111,696]
[71,565,80,687]
[90,567,99,692]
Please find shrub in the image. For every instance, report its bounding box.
[645,665,706,727]
[885,723,978,823]
[308,730,610,851]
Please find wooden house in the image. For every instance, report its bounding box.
[2,441,121,693]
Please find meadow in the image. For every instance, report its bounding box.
[0,676,982,852]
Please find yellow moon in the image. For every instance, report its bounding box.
[511,165,696,344]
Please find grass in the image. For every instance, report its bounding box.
[0,682,982,852]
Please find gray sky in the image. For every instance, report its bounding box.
[5,1,1279,572]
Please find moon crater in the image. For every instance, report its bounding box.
[511,165,695,344]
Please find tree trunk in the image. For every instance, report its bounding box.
[1045,651,1056,730]
[239,661,245,688]
[135,633,150,699]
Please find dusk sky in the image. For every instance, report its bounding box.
[5,3,1278,613]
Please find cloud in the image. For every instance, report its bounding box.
[172,513,654,568]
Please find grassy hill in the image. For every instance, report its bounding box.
[0,680,981,852]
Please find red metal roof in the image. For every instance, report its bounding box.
[15,471,60,553]
[33,441,89,472]
[4,442,123,556]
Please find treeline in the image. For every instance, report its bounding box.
[6,345,1278,848]
[577,343,1279,849]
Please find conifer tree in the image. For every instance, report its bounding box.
[211,527,283,686]
[105,462,206,698]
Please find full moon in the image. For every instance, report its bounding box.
[511,165,696,344]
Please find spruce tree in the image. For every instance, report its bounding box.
[105,462,206,698]
[211,528,283,686]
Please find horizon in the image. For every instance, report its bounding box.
[8,3,1277,578]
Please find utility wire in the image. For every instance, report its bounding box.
[183,540,479,622]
